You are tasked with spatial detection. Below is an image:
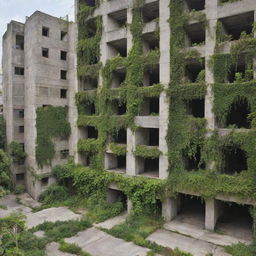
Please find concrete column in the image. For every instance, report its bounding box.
[126,128,136,175]
[205,198,220,231]
[159,0,170,179]
[127,199,133,214]
[162,197,178,222]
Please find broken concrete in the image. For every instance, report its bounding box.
[46,242,75,256]
[65,227,150,256]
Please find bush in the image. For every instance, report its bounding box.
[59,241,81,254]
[14,184,25,195]
[39,185,69,204]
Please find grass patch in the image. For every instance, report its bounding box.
[225,242,256,256]
[106,214,191,256]
[31,218,92,242]
[59,240,91,256]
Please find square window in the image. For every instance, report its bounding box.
[42,48,49,58]
[60,149,69,159]
[19,126,24,133]
[60,89,67,98]
[61,51,67,60]
[15,67,24,76]
[61,70,67,80]
[16,35,24,50]
[42,27,49,37]
[16,173,25,181]
[19,110,24,118]
[61,31,68,41]
[41,177,49,186]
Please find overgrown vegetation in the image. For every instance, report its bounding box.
[36,106,71,167]
[9,142,26,165]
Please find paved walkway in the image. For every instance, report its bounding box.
[94,212,128,230]
[46,242,75,256]
[65,227,150,256]
[147,229,230,256]
[164,220,250,246]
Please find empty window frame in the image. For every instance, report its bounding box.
[42,26,49,37]
[108,9,127,30]
[19,110,24,118]
[60,89,68,99]
[143,65,159,86]
[15,67,24,76]
[61,51,67,60]
[141,1,159,23]
[41,177,49,186]
[185,0,205,11]
[186,99,205,118]
[107,38,127,58]
[185,22,205,46]
[60,149,69,159]
[60,70,67,80]
[19,126,24,133]
[61,31,68,41]
[16,35,24,50]
[219,12,254,41]
[16,173,25,182]
[42,48,49,58]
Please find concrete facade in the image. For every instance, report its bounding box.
[2,12,75,198]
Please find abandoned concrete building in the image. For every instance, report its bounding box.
[2,12,76,198]
[2,0,256,241]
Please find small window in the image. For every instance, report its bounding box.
[42,48,49,58]
[60,89,67,98]
[19,110,24,118]
[60,70,67,80]
[61,51,67,60]
[42,27,49,37]
[61,31,68,41]
[41,177,49,187]
[60,149,69,159]
[15,67,24,76]
[16,173,25,181]
[16,35,24,50]
[19,126,24,133]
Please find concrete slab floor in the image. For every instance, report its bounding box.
[147,229,230,256]
[174,211,205,229]
[46,242,75,256]
[164,220,250,247]
[94,212,128,229]
[65,227,150,256]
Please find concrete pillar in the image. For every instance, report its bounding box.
[127,199,133,214]
[158,0,170,180]
[162,197,178,222]
[126,128,137,175]
[205,198,220,231]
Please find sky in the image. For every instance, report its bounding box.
[0,0,75,73]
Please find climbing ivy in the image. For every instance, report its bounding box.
[36,106,71,167]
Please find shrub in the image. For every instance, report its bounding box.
[39,185,69,204]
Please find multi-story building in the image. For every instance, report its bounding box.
[73,0,256,240]
[2,0,256,241]
[2,12,76,199]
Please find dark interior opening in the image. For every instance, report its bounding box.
[16,35,24,50]
[42,27,49,37]
[144,158,159,173]
[187,99,205,118]
[143,32,159,52]
[216,201,253,240]
[144,65,159,86]
[226,97,250,128]
[61,51,67,61]
[84,0,96,7]
[112,68,126,88]
[149,128,159,146]
[185,59,205,83]
[108,9,127,27]
[223,147,248,174]
[186,0,205,11]
[84,103,96,115]
[113,129,127,144]
[16,173,25,182]
[183,145,204,171]
[108,38,127,58]
[154,199,162,216]
[219,12,254,41]
[149,98,159,115]
[112,100,127,115]
[86,18,97,38]
[179,194,205,218]
[61,70,67,80]
[41,177,49,186]
[107,188,127,210]
[87,126,98,139]
[186,22,205,46]
[80,77,98,91]
[60,89,67,99]
[141,1,159,23]
[117,155,126,169]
